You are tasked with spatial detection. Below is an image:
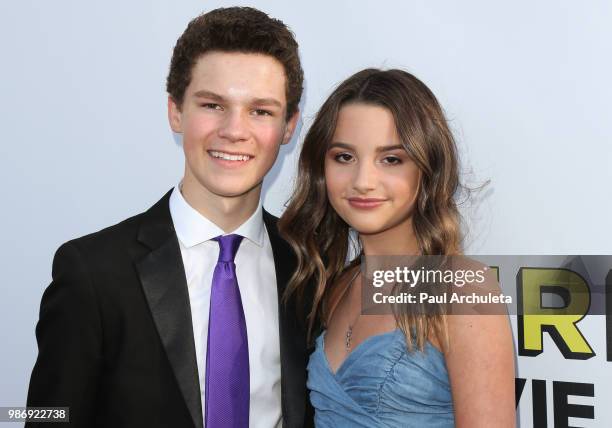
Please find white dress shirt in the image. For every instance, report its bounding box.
[169,186,282,428]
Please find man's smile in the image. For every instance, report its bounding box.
[208,150,253,162]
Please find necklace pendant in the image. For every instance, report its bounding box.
[345,326,353,350]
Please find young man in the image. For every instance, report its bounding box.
[27,7,312,428]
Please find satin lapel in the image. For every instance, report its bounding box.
[263,209,308,428]
[134,190,203,428]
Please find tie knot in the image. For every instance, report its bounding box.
[213,234,243,263]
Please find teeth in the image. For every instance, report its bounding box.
[210,151,251,161]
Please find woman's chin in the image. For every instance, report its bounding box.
[348,223,387,236]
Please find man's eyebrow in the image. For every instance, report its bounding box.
[193,90,224,101]
[328,142,405,152]
[252,97,283,108]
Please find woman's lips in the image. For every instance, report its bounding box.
[347,197,387,209]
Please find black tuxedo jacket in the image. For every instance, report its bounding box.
[27,191,313,428]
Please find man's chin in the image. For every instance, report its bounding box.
[208,182,263,199]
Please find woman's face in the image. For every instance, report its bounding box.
[325,103,421,237]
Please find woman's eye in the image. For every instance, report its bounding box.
[382,156,402,165]
[334,153,354,163]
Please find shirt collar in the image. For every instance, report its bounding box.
[169,184,265,248]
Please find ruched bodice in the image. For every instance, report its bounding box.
[307,329,454,427]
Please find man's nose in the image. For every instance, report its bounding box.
[218,110,250,142]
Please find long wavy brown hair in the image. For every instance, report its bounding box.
[278,68,463,351]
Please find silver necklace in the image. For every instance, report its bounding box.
[343,270,362,351]
[345,325,356,350]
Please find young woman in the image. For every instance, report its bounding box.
[279,69,515,427]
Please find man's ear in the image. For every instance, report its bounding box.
[168,96,183,133]
[281,110,300,145]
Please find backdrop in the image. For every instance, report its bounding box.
[1,1,610,426]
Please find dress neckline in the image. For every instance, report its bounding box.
[321,328,401,377]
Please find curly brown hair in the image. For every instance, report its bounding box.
[279,68,463,350]
[166,7,304,119]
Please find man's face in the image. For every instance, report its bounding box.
[169,51,298,200]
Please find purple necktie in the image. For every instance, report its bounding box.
[205,234,249,428]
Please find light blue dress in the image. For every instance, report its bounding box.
[307,329,454,427]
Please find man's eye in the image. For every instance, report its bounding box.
[382,156,402,165]
[334,153,354,163]
[201,103,222,110]
[253,109,273,116]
